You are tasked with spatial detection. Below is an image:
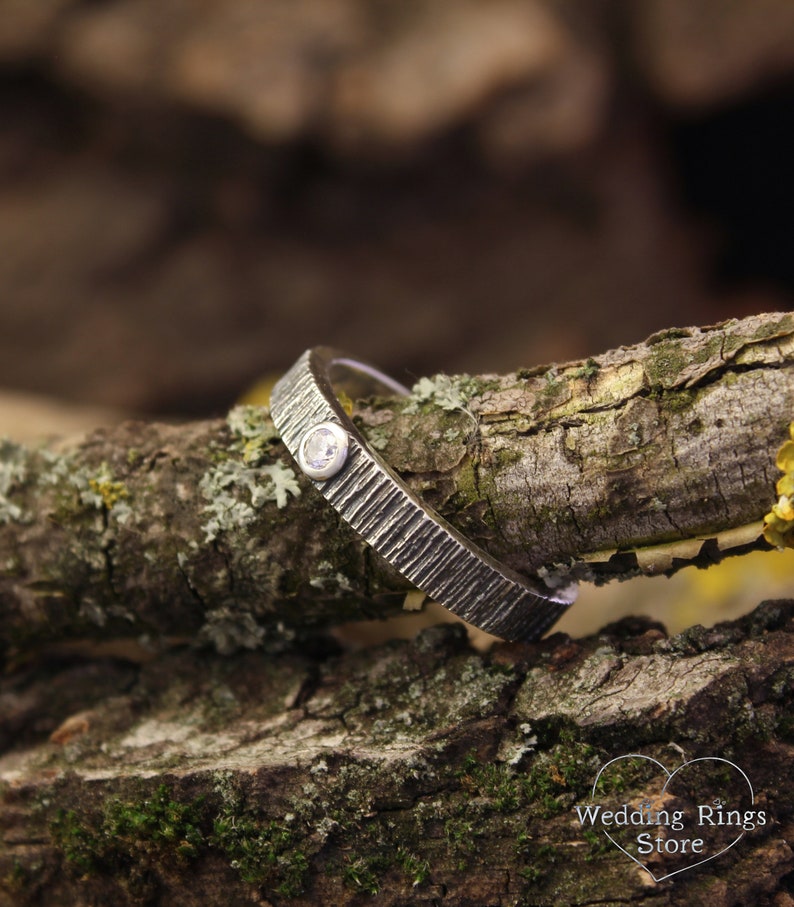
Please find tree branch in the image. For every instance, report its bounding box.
[1,312,792,654]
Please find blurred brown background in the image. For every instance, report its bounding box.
[1,0,794,638]
[0,0,792,421]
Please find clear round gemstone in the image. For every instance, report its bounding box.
[297,422,348,479]
[303,428,339,470]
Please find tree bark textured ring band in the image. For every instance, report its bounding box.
[270,347,576,640]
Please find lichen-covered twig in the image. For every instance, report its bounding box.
[1,312,792,654]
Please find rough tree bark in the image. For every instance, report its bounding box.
[0,311,792,655]
[2,603,794,906]
[1,312,794,906]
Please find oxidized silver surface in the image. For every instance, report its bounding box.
[269,347,575,640]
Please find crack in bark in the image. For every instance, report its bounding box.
[516,342,793,439]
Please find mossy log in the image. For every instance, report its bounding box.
[2,601,794,905]
[2,311,794,905]
[1,311,793,657]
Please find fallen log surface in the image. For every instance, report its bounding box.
[1,600,793,905]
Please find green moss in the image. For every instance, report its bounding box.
[452,739,599,827]
[126,448,144,468]
[523,740,599,818]
[50,809,99,874]
[50,781,313,900]
[689,332,727,366]
[582,828,611,860]
[460,759,523,812]
[396,848,431,886]
[534,368,570,411]
[645,339,690,388]
[450,460,481,509]
[751,312,794,342]
[514,840,562,888]
[207,770,312,896]
[51,785,204,875]
[211,815,308,895]
[589,753,662,798]
[495,447,523,469]
[330,795,411,878]
[519,864,543,883]
[570,358,600,380]
[444,816,478,857]
[776,712,794,743]
[660,387,698,414]
[342,855,383,895]
[40,726,638,902]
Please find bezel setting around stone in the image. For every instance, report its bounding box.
[297,421,349,480]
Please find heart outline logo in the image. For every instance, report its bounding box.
[589,754,755,882]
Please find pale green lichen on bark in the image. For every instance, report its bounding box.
[199,459,300,541]
[36,449,131,525]
[199,405,301,542]
[309,559,354,593]
[0,312,792,654]
[404,373,486,416]
[0,438,28,523]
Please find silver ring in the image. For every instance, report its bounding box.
[269,347,576,640]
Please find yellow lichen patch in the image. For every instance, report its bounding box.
[88,472,129,510]
[238,375,279,407]
[763,423,794,548]
[337,390,354,417]
[245,374,354,416]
